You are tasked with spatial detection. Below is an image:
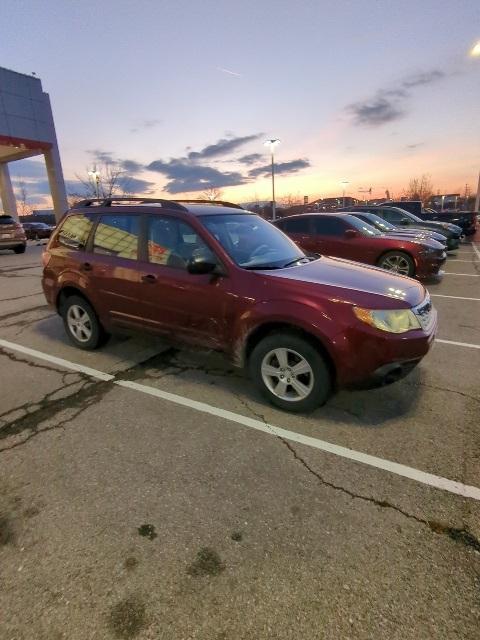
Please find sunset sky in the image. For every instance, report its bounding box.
[1,0,479,208]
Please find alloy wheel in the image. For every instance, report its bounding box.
[67,305,93,343]
[261,348,314,402]
[380,254,410,275]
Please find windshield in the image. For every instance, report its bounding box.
[346,215,382,237]
[360,214,396,233]
[199,214,306,269]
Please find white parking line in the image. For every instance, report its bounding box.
[431,294,480,302]
[472,243,480,260]
[0,338,479,501]
[443,273,480,277]
[0,338,114,381]
[447,259,480,263]
[436,338,480,350]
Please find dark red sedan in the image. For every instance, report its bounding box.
[274,213,446,278]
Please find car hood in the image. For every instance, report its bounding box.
[385,229,445,242]
[412,220,461,236]
[259,256,426,307]
[380,234,444,250]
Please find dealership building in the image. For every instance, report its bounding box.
[0,66,67,222]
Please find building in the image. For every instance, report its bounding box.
[0,66,67,222]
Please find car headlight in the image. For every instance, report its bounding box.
[353,307,421,333]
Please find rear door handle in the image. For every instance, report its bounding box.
[141,274,157,284]
[81,262,93,272]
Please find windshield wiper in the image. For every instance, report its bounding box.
[282,256,314,268]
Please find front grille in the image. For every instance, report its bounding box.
[413,294,435,333]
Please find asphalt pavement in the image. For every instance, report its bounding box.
[1,241,479,640]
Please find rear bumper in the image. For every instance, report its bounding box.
[0,239,26,250]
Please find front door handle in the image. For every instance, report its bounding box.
[141,274,157,284]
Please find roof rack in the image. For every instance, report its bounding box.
[174,199,245,210]
[72,197,188,211]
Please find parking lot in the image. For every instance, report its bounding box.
[1,240,479,639]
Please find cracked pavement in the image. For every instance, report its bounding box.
[1,243,479,639]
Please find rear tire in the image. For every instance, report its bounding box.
[13,245,26,254]
[61,294,109,350]
[377,251,415,277]
[249,332,332,413]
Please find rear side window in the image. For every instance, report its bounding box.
[93,215,140,260]
[313,217,347,236]
[58,215,94,249]
[284,217,311,233]
[0,216,15,225]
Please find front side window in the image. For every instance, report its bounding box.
[58,214,94,249]
[313,217,347,236]
[382,209,408,224]
[148,216,215,269]
[93,215,140,259]
[200,214,305,269]
[346,215,381,236]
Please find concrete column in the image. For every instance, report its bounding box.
[0,163,18,219]
[44,147,68,223]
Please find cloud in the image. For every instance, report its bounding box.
[238,153,263,165]
[217,67,242,77]
[348,98,405,127]
[121,159,144,173]
[130,118,161,133]
[406,142,424,149]
[401,70,445,89]
[87,149,114,164]
[248,159,311,179]
[8,159,47,179]
[187,134,263,161]
[347,68,447,128]
[147,159,248,193]
[117,176,156,193]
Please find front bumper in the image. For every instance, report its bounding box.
[334,310,437,389]
[416,252,447,278]
[446,237,460,250]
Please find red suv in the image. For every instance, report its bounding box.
[275,213,446,278]
[42,198,437,412]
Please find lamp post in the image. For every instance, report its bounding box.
[470,41,480,212]
[264,138,280,220]
[341,181,349,208]
[88,167,101,199]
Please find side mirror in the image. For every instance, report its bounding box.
[187,257,217,275]
[187,248,220,275]
[344,229,358,239]
[399,219,409,226]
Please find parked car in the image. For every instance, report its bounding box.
[22,221,53,240]
[0,215,27,253]
[42,198,437,413]
[274,213,446,278]
[345,211,448,247]
[418,208,477,236]
[338,206,462,250]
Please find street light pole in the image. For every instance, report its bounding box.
[341,180,349,208]
[88,167,101,199]
[264,139,280,221]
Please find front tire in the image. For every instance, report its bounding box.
[249,332,332,413]
[61,295,108,350]
[377,251,415,277]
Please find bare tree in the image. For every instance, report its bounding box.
[279,193,302,208]
[404,174,434,203]
[16,180,32,217]
[202,187,224,201]
[73,163,133,200]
